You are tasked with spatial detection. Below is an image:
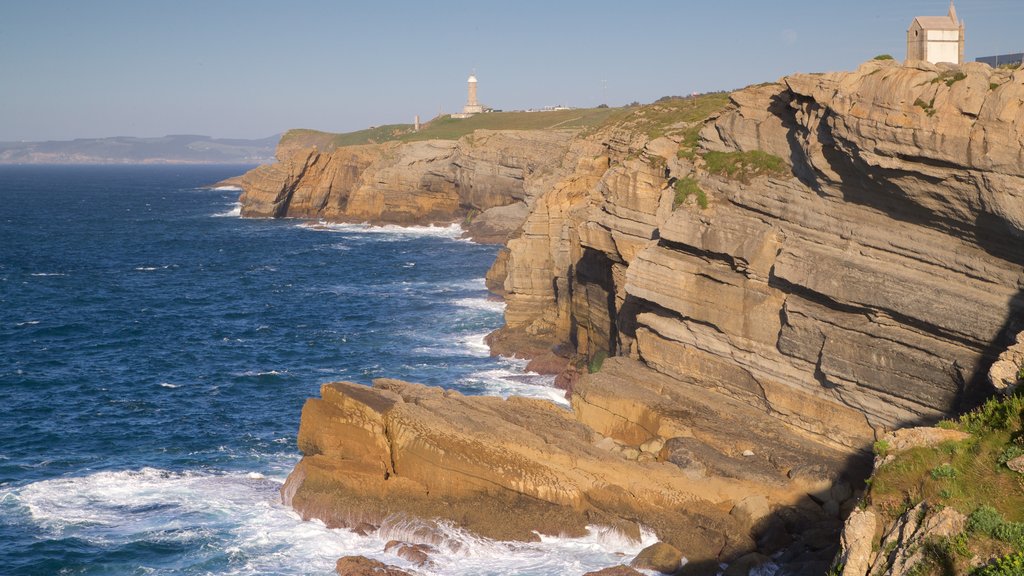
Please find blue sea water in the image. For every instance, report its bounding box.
[0,166,650,575]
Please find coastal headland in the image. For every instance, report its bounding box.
[227,59,1024,575]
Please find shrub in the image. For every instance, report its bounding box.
[874,439,891,458]
[992,521,1024,547]
[588,351,607,374]
[932,70,968,87]
[998,445,1024,468]
[960,393,1022,434]
[874,54,895,61]
[930,463,957,480]
[968,505,1005,536]
[673,177,708,209]
[703,150,788,183]
[971,550,1024,576]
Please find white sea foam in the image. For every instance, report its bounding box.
[134,266,159,271]
[297,221,463,239]
[29,272,66,277]
[0,467,668,575]
[462,366,568,407]
[158,382,179,389]
[212,185,243,192]
[213,202,242,217]
[16,320,40,327]
[452,296,506,314]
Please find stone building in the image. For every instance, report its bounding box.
[906,1,965,65]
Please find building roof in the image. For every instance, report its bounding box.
[911,2,961,31]
[912,15,960,30]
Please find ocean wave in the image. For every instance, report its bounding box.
[29,272,67,277]
[297,221,463,239]
[16,320,40,327]
[452,297,506,314]
[212,185,243,192]
[460,366,568,407]
[0,467,657,575]
[212,202,242,217]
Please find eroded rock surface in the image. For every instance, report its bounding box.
[230,130,580,243]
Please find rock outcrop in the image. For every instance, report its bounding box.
[284,367,854,571]
[230,130,581,243]
[496,59,1024,449]
[272,59,1024,574]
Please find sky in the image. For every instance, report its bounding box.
[1,0,1022,141]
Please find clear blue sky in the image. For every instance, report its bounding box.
[1,0,1021,141]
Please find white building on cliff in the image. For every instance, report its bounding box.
[906,1,965,65]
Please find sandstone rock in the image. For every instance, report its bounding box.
[285,378,756,566]
[723,552,774,576]
[630,542,683,574]
[835,507,875,576]
[869,503,966,576]
[879,427,970,458]
[583,566,645,576]
[988,329,1024,393]
[234,129,583,243]
[334,556,412,576]
[1007,455,1024,474]
[383,540,434,566]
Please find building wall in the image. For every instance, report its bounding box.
[927,40,961,64]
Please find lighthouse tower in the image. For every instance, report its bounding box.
[462,74,483,115]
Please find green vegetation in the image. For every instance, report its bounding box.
[874,439,891,458]
[606,93,731,140]
[588,351,607,374]
[874,54,895,61]
[915,97,938,117]
[703,150,788,183]
[673,177,707,209]
[972,551,1024,576]
[863,391,1024,575]
[932,70,968,87]
[280,107,629,151]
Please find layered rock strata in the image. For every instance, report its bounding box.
[262,59,1024,573]
[230,130,581,243]
[285,361,854,570]
[497,59,1024,449]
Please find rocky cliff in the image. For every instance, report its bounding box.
[497,59,1024,448]
[242,59,1024,574]
[229,129,582,243]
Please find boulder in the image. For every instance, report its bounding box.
[630,542,684,574]
[335,556,412,576]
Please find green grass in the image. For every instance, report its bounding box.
[279,107,630,151]
[703,150,788,183]
[673,177,707,209]
[866,401,1024,576]
[277,93,730,157]
[932,71,968,87]
[602,93,731,140]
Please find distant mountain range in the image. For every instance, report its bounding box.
[0,134,279,164]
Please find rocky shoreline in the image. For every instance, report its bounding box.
[229,59,1024,574]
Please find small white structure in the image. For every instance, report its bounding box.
[907,1,964,65]
[452,74,485,118]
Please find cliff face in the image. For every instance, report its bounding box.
[265,60,1024,573]
[231,130,580,243]
[497,60,1024,450]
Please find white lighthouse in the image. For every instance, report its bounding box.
[462,74,483,115]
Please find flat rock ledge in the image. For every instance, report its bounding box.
[282,358,862,570]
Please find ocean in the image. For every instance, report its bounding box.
[0,166,652,575]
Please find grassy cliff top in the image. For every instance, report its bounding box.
[278,93,732,152]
